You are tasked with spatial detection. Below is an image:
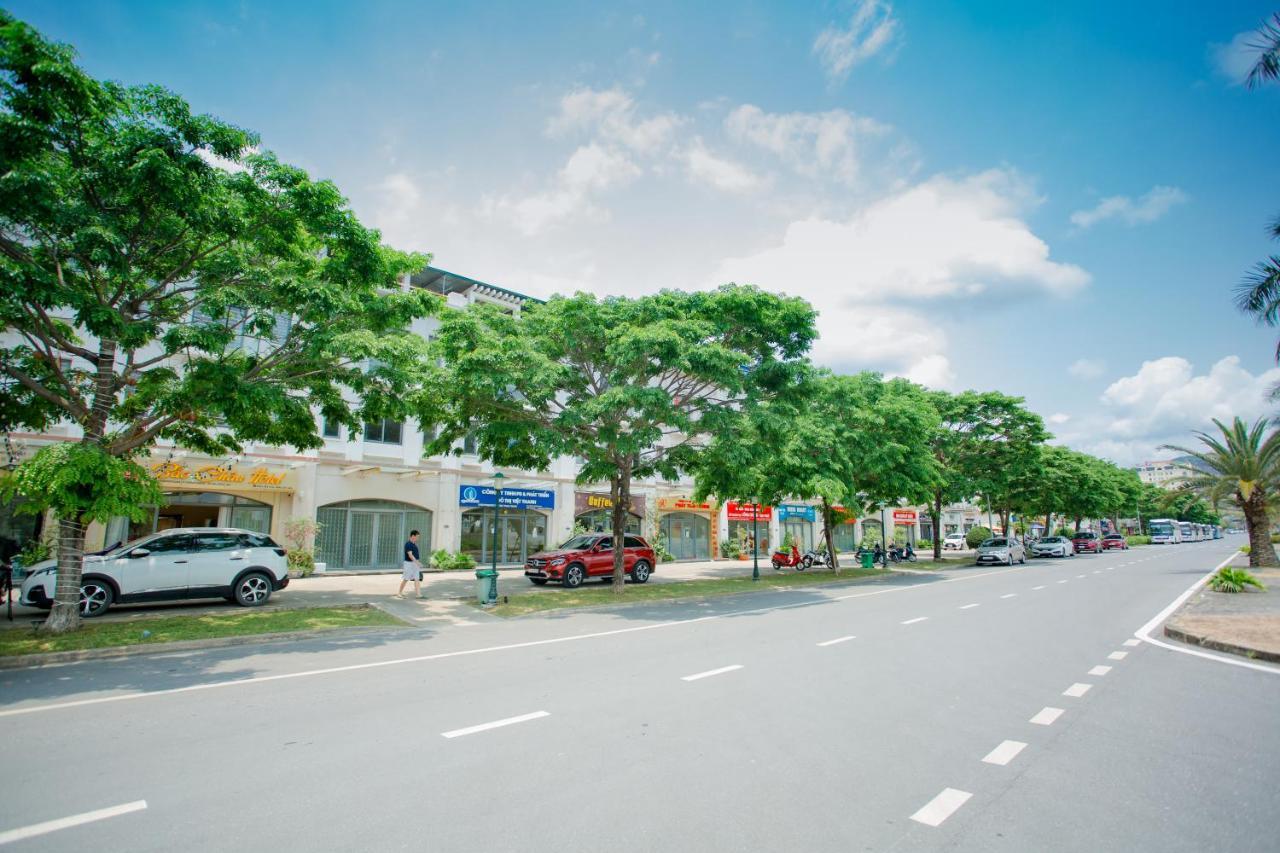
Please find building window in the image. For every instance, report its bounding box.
[316,500,431,571]
[462,432,478,455]
[322,418,341,439]
[364,419,403,445]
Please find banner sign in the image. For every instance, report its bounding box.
[726,501,773,521]
[656,497,714,512]
[574,491,646,517]
[892,509,918,524]
[151,460,293,493]
[777,504,816,522]
[459,484,555,509]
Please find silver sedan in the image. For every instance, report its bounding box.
[1029,536,1074,558]
[975,537,1026,565]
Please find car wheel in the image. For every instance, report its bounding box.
[234,571,273,607]
[529,578,548,586]
[631,560,651,583]
[563,564,585,588]
[79,578,114,618]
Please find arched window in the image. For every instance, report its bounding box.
[660,512,710,561]
[316,500,432,570]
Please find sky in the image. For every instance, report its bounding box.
[11,0,1280,465]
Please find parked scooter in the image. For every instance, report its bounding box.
[771,544,804,571]
[888,543,918,563]
[801,548,832,570]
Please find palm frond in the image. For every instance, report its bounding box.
[1246,13,1280,89]
[1270,211,1280,240]
[1235,257,1280,333]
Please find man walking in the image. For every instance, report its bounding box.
[397,530,425,599]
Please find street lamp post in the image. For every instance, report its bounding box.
[490,471,505,576]
[752,500,760,582]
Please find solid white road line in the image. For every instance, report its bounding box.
[1030,707,1064,725]
[817,636,856,647]
[1089,665,1112,676]
[1108,651,1128,661]
[441,711,549,739]
[960,603,980,610]
[910,788,973,827]
[682,665,743,682]
[901,617,929,625]
[1063,682,1092,698]
[1032,585,1046,590]
[1123,639,1141,647]
[982,740,1027,766]
[0,801,147,846]
[1133,548,1280,675]
[1000,593,1017,599]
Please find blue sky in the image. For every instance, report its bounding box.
[11,0,1280,463]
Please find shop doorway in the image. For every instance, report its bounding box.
[782,520,814,551]
[105,492,273,546]
[661,512,710,561]
[460,508,548,566]
[316,500,432,571]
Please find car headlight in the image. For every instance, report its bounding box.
[550,557,565,566]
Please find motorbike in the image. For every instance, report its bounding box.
[888,544,918,563]
[801,548,832,570]
[771,544,805,570]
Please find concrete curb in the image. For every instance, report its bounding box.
[1163,623,1280,664]
[0,605,417,671]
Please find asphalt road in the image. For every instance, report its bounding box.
[1,539,1277,852]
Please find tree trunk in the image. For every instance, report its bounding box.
[1044,513,1052,537]
[932,490,943,560]
[1242,494,1279,568]
[822,498,839,572]
[999,509,1010,538]
[43,515,86,633]
[610,462,633,592]
[1074,516,1082,533]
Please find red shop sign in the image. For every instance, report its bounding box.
[892,509,918,524]
[726,501,773,521]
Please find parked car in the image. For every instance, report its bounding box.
[1029,536,1074,558]
[19,528,289,618]
[524,534,656,588]
[975,537,1026,565]
[1101,533,1129,551]
[943,533,967,550]
[1071,531,1103,553]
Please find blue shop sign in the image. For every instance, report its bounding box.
[777,504,816,522]
[459,484,556,510]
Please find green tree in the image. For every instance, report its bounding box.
[0,16,433,631]
[423,286,817,590]
[923,391,1047,558]
[1245,12,1280,88]
[694,371,939,570]
[1162,418,1280,567]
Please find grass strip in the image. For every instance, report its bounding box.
[0,605,405,657]
[478,567,890,617]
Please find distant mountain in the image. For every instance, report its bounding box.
[1171,454,1212,474]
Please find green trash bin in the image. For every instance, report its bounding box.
[860,551,874,569]
[475,568,499,606]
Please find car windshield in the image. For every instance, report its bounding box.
[1040,537,1062,543]
[982,538,1008,547]
[1104,534,1123,540]
[557,535,597,551]
[1075,533,1096,539]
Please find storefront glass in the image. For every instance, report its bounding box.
[661,512,710,561]
[316,500,432,571]
[575,509,641,535]
[460,508,548,565]
[860,519,883,547]
[726,520,768,557]
[782,520,814,551]
[0,496,42,564]
[105,492,274,546]
[832,521,857,552]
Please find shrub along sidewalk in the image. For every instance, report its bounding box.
[476,567,889,617]
[0,605,406,658]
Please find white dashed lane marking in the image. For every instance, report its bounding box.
[1108,651,1128,661]
[1000,593,1017,599]
[901,617,929,625]
[910,788,973,827]
[681,665,743,682]
[1032,585,1045,590]
[441,711,550,738]
[0,801,148,846]
[981,740,1027,766]
[1057,580,1069,584]
[816,636,855,647]
[1030,707,1064,725]
[1063,682,1092,698]
[1123,639,1141,647]
[959,603,980,610]
[1089,665,1112,676]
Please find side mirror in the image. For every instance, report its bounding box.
[129,548,151,558]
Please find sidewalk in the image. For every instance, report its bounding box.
[1164,552,1280,663]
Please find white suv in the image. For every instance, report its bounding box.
[19,528,289,618]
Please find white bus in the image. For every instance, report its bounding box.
[1178,521,1195,542]
[1149,518,1181,544]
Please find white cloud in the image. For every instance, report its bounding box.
[1047,413,1071,425]
[711,169,1088,303]
[547,87,683,155]
[1068,358,1106,379]
[813,0,900,84]
[1211,30,1263,85]
[1070,185,1187,229]
[725,104,889,186]
[809,304,954,389]
[683,138,766,193]
[1099,355,1280,443]
[483,144,640,236]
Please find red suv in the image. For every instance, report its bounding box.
[1101,533,1128,550]
[1071,531,1102,553]
[525,534,656,588]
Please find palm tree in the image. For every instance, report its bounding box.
[1162,417,1280,567]
[1246,13,1280,89]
